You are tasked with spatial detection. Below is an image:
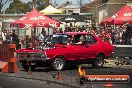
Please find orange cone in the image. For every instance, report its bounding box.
[27,67,32,76]
[104,83,114,88]
[57,70,63,80]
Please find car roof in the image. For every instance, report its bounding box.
[56,32,90,36]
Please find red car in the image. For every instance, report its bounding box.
[16,32,114,71]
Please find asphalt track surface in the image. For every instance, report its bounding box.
[0,65,132,88]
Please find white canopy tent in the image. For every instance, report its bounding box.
[40,5,62,14]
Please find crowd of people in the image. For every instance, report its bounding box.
[57,23,132,45]
[1,30,20,49]
[1,22,132,50]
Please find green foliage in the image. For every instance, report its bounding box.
[5,0,27,14]
[35,0,50,11]
[5,0,50,14]
[24,0,50,12]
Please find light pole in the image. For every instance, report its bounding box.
[94,0,97,28]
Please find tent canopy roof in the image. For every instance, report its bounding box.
[101,4,132,25]
[40,5,62,14]
[11,9,60,28]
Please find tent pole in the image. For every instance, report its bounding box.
[48,28,49,36]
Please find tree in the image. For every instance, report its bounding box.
[0,0,12,13]
[65,1,71,6]
[53,1,58,7]
[5,0,27,14]
[27,0,50,11]
[5,0,50,14]
[36,0,50,11]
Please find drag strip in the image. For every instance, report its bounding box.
[0,73,80,88]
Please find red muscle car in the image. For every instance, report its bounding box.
[16,32,114,71]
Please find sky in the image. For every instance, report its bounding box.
[2,0,89,12]
[20,0,89,5]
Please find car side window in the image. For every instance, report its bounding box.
[74,34,86,45]
[85,34,97,44]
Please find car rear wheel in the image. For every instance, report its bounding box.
[52,57,65,71]
[92,54,104,68]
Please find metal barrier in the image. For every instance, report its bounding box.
[0,44,18,73]
[113,45,132,65]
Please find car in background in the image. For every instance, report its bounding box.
[16,32,114,71]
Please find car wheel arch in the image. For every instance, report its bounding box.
[53,55,66,61]
[96,52,105,58]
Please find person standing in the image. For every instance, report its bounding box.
[15,35,20,49]
[38,30,45,43]
[11,30,17,44]
[1,30,7,44]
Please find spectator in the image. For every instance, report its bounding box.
[25,35,31,48]
[15,35,20,50]
[38,30,45,43]
[124,24,132,44]
[11,30,17,44]
[105,30,112,43]
[1,30,7,44]
[111,29,116,44]
[101,29,106,41]
[58,28,63,33]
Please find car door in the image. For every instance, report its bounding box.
[73,34,88,60]
[85,34,99,59]
[63,44,81,60]
[60,35,80,60]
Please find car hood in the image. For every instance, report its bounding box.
[16,48,43,53]
[16,44,64,53]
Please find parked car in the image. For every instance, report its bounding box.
[16,32,114,71]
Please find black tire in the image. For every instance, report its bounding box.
[31,65,36,71]
[22,62,29,71]
[52,56,65,71]
[92,54,104,68]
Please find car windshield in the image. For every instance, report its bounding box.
[46,34,71,44]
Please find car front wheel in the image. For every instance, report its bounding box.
[92,54,104,68]
[22,61,29,71]
[52,57,65,71]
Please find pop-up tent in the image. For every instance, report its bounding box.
[11,9,60,47]
[101,4,132,25]
[11,9,60,28]
[40,5,62,14]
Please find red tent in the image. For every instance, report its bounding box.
[100,16,114,25]
[11,9,60,28]
[101,4,132,25]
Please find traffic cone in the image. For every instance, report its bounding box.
[27,67,32,76]
[104,83,114,88]
[57,70,63,80]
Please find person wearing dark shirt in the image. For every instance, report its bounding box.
[12,30,17,44]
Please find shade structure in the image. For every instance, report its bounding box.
[60,15,89,22]
[11,9,60,28]
[100,4,132,25]
[100,16,114,25]
[40,5,62,14]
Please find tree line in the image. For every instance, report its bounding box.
[0,0,50,14]
[0,0,75,14]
